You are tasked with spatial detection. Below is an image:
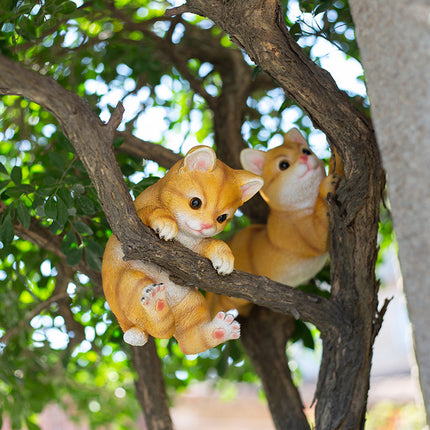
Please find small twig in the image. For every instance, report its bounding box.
[372,296,392,342]
[106,102,125,135]
[164,5,192,17]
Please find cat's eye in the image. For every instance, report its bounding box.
[217,214,227,223]
[302,148,312,155]
[279,160,290,170]
[190,197,202,209]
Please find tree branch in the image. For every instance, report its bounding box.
[115,131,181,169]
[164,4,193,17]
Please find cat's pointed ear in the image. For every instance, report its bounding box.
[240,148,266,176]
[284,128,308,146]
[183,146,217,172]
[236,171,264,203]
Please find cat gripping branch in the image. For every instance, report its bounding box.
[102,146,263,354]
[207,128,342,316]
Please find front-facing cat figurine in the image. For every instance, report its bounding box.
[207,128,342,316]
[102,146,263,354]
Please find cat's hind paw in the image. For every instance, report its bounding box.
[212,311,240,341]
[141,283,167,311]
[124,327,148,346]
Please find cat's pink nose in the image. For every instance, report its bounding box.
[200,222,213,230]
[299,155,308,162]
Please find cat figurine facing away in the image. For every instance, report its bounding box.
[102,146,263,354]
[207,128,342,316]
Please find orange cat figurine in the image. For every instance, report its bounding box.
[102,146,263,354]
[207,128,342,316]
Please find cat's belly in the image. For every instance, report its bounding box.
[128,260,191,307]
[263,253,328,287]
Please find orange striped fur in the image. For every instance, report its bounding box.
[102,146,263,354]
[207,128,342,316]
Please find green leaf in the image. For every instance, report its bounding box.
[289,22,302,40]
[314,1,333,16]
[71,183,85,195]
[44,196,57,220]
[5,184,34,198]
[49,221,63,235]
[18,16,37,41]
[74,220,93,236]
[48,152,65,171]
[16,201,31,229]
[57,187,73,207]
[85,238,104,256]
[0,180,10,194]
[292,320,315,350]
[85,248,102,271]
[62,229,83,267]
[0,212,14,246]
[11,166,22,185]
[113,137,125,148]
[56,197,69,227]
[62,230,77,253]
[215,351,228,377]
[57,0,77,14]
[65,246,83,266]
[76,194,96,215]
[251,65,263,81]
[57,132,75,153]
[0,162,8,176]
[25,417,41,430]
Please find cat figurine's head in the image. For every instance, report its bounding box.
[240,128,326,212]
[160,146,263,239]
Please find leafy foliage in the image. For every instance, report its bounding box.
[0,0,383,428]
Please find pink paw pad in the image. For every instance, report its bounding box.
[212,312,240,341]
[141,283,166,309]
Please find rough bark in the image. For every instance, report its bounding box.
[132,341,174,430]
[350,0,430,423]
[241,307,310,430]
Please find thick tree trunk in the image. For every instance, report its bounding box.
[132,341,174,430]
[241,307,310,430]
[350,0,430,424]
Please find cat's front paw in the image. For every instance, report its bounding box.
[151,217,178,241]
[320,173,341,197]
[209,245,235,275]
